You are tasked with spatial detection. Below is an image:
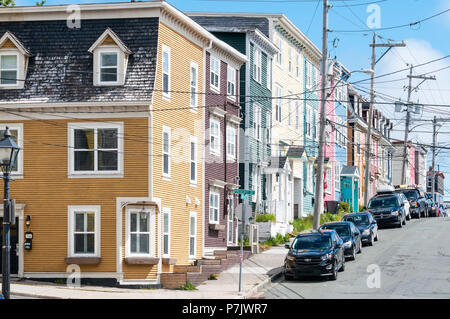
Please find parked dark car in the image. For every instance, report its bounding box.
[395,187,427,218]
[319,222,361,260]
[425,193,438,217]
[284,229,345,281]
[366,193,407,228]
[342,212,378,246]
[440,205,448,217]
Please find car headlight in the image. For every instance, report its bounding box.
[391,210,399,216]
[363,229,371,235]
[343,241,352,248]
[321,253,333,261]
[286,255,295,262]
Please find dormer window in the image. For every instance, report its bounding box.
[88,28,131,86]
[0,31,31,89]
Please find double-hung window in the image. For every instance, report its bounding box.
[227,196,234,244]
[162,45,171,98]
[126,208,155,256]
[314,110,319,141]
[288,91,292,126]
[253,103,262,141]
[209,191,219,224]
[227,66,236,100]
[210,55,220,91]
[266,57,272,90]
[288,46,293,74]
[162,207,170,257]
[295,53,300,79]
[276,37,282,65]
[0,124,23,175]
[68,206,100,257]
[307,162,313,192]
[189,212,197,259]
[252,45,261,83]
[275,85,282,123]
[306,61,312,90]
[190,136,197,184]
[99,51,118,83]
[295,99,300,131]
[162,126,171,178]
[0,53,18,86]
[335,162,341,191]
[190,62,198,109]
[226,126,236,159]
[306,105,312,138]
[210,118,220,156]
[69,123,122,176]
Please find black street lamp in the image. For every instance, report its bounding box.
[0,127,21,300]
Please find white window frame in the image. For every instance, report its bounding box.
[276,37,283,66]
[267,57,272,90]
[162,207,171,257]
[306,60,312,90]
[227,66,236,101]
[0,123,23,177]
[162,45,171,100]
[68,122,123,177]
[210,55,220,92]
[306,105,312,138]
[295,53,300,79]
[226,125,236,159]
[227,196,234,244]
[125,207,156,258]
[162,125,171,179]
[68,205,101,258]
[335,162,341,191]
[252,44,262,84]
[253,103,262,141]
[288,91,292,127]
[314,66,319,89]
[190,136,197,185]
[325,166,332,195]
[209,118,221,156]
[97,48,120,86]
[275,85,282,123]
[295,99,300,131]
[314,110,319,142]
[189,211,197,259]
[307,162,313,192]
[0,52,19,87]
[209,191,220,224]
[190,62,198,111]
[288,46,293,74]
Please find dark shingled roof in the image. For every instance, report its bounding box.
[286,147,305,158]
[0,18,159,103]
[189,16,270,37]
[269,156,288,169]
[341,166,359,176]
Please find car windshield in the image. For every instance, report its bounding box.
[320,225,350,237]
[400,190,418,200]
[368,196,398,209]
[292,235,332,250]
[343,215,369,226]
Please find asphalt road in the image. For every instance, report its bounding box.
[261,217,450,299]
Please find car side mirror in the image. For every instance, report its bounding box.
[372,221,377,225]
[284,244,290,249]
[354,232,359,236]
[363,206,367,210]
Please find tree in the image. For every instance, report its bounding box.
[0,0,15,7]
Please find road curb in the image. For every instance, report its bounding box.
[243,267,284,299]
[10,291,62,299]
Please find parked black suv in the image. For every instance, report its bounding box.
[366,193,407,228]
[284,229,345,281]
[425,193,437,217]
[319,222,361,260]
[395,187,427,218]
[342,212,378,246]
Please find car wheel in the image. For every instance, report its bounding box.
[374,231,379,242]
[368,233,374,246]
[357,240,362,253]
[339,258,345,272]
[330,262,338,280]
[406,212,411,221]
[402,215,406,225]
[350,245,356,260]
[284,273,294,281]
[416,211,421,219]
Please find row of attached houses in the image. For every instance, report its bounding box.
[0,1,426,288]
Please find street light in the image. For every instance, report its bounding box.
[0,127,21,300]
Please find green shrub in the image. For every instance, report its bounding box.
[290,212,346,234]
[208,274,218,280]
[238,237,250,247]
[178,281,197,290]
[339,201,350,214]
[255,213,276,223]
[359,205,365,212]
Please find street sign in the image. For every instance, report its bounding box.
[234,189,255,195]
[235,203,252,223]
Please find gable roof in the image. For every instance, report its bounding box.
[0,31,31,56]
[88,27,132,55]
[286,147,306,160]
[341,166,360,177]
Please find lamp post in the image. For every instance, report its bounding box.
[0,127,21,300]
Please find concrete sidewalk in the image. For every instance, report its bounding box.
[4,246,286,299]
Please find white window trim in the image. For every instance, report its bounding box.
[306,105,312,139]
[275,84,283,123]
[190,136,197,185]
[227,195,234,244]
[162,207,171,258]
[252,44,262,84]
[295,53,300,80]
[227,65,236,101]
[295,99,300,132]
[67,205,101,258]
[162,45,171,100]
[266,56,272,90]
[96,48,121,86]
[288,46,293,74]
[276,37,283,66]
[210,55,220,93]
[0,51,20,87]
[335,162,341,191]
[125,207,156,258]
[209,118,221,156]
[209,190,220,225]
[307,162,313,193]
[226,125,236,160]
[189,211,197,260]
[190,61,198,111]
[288,91,293,127]
[325,166,332,195]
[306,60,312,90]
[162,125,171,179]
[0,123,23,177]
[314,110,319,142]
[253,102,262,141]
[68,122,123,178]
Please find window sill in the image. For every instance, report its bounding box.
[209,223,225,231]
[162,94,171,102]
[68,173,123,179]
[210,151,221,157]
[65,257,102,265]
[210,86,220,94]
[162,175,171,182]
[189,182,198,187]
[124,257,160,265]
[162,257,177,265]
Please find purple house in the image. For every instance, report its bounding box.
[203,49,246,256]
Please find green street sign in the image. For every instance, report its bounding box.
[234,189,255,195]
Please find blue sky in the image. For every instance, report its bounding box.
[12,0,450,197]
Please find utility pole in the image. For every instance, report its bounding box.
[431,116,437,205]
[313,0,329,230]
[363,34,405,207]
[401,67,436,184]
